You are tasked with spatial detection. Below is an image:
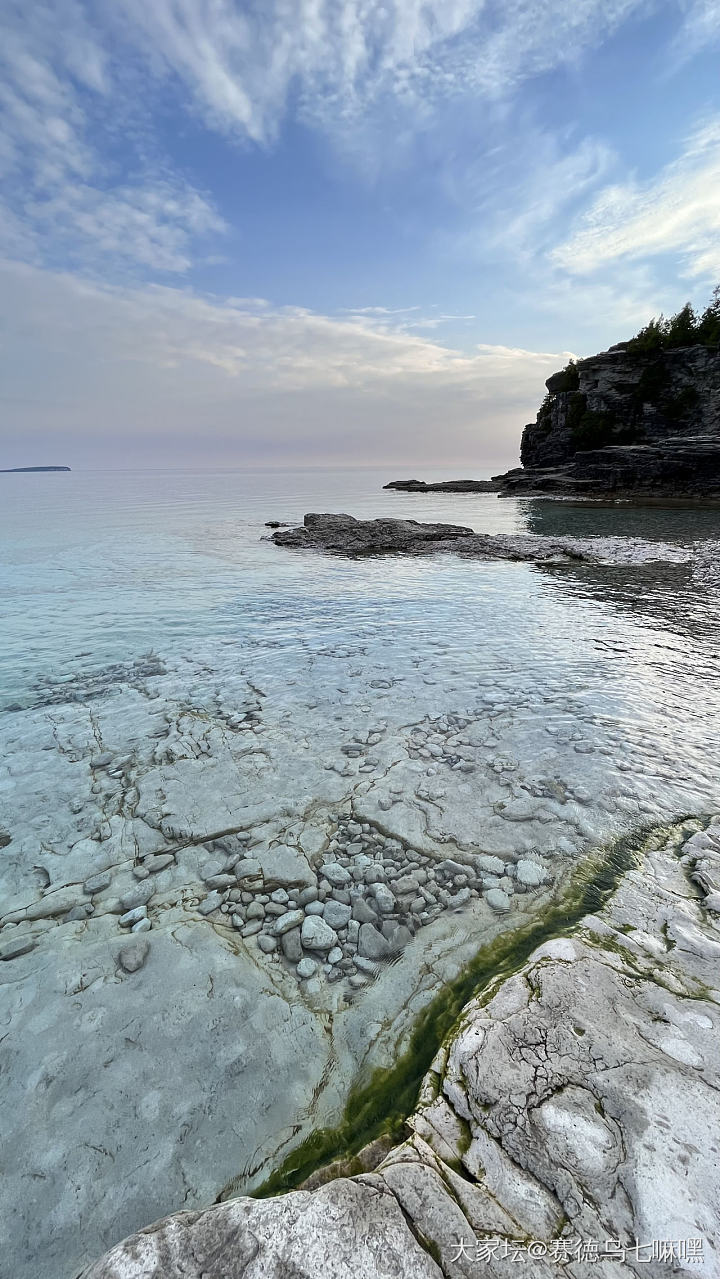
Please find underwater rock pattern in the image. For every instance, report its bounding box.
[83,818,720,1278]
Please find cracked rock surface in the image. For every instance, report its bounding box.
[83,819,720,1278]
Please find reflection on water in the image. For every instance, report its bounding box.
[521,495,720,543]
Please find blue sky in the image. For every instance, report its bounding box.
[1,0,719,469]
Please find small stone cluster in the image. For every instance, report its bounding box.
[194,818,548,990]
[406,713,477,772]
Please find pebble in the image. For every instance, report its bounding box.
[246,902,265,920]
[352,897,378,925]
[264,903,287,917]
[132,918,151,934]
[446,887,471,909]
[119,882,155,913]
[516,858,546,887]
[83,872,111,895]
[357,923,392,960]
[242,920,263,938]
[204,873,235,890]
[281,928,303,962]
[485,888,511,913]
[327,946,343,964]
[197,892,223,916]
[296,958,317,979]
[119,906,147,928]
[323,901,351,930]
[394,874,419,895]
[474,854,506,876]
[201,858,227,882]
[298,886,318,906]
[274,909,305,935]
[118,938,150,973]
[321,863,352,888]
[257,934,277,954]
[371,883,396,915]
[301,916,338,952]
[64,904,93,922]
[304,900,325,916]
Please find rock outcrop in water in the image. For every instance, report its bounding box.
[496,343,720,497]
[383,478,500,493]
[271,512,693,566]
[0,465,71,472]
[82,818,720,1278]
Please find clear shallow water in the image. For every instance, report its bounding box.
[2,468,720,812]
[4,466,720,1279]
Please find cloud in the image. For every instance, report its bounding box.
[0,260,567,468]
[673,0,720,62]
[0,2,224,274]
[552,118,720,280]
[113,0,654,146]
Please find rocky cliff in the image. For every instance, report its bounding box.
[498,343,720,496]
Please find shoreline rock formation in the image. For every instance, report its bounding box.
[496,342,720,497]
[0,465,71,472]
[81,817,720,1278]
[271,512,693,566]
[383,479,500,493]
[385,337,720,500]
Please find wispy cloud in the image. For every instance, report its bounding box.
[0,2,224,274]
[552,118,720,280]
[113,0,657,146]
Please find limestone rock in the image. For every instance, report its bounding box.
[300,916,337,952]
[85,823,720,1279]
[118,939,150,973]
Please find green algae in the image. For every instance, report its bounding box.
[245,817,696,1201]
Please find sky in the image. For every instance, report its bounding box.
[1,1,719,471]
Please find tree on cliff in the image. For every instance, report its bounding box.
[628,287,720,352]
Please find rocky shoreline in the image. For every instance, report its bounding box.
[82,816,720,1278]
[385,340,720,500]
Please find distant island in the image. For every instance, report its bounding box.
[0,466,71,472]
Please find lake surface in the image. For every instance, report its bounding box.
[3,467,720,819]
[3,466,720,1279]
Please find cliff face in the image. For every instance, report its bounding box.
[502,343,720,496]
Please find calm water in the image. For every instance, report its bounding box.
[2,465,720,824]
